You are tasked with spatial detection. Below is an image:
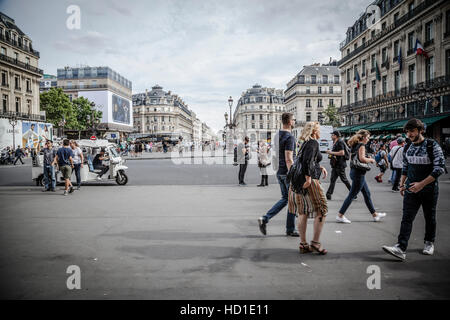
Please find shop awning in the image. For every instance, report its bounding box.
[383,119,409,131]
[421,114,450,126]
[348,124,370,132]
[364,120,399,131]
[336,125,352,133]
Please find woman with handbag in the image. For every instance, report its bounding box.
[257,141,270,187]
[336,129,387,224]
[288,122,329,254]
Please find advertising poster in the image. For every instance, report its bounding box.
[112,94,131,125]
[21,121,53,149]
[0,118,22,149]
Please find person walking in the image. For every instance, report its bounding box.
[237,136,250,185]
[390,137,405,192]
[52,139,74,196]
[288,122,329,254]
[13,145,25,165]
[42,140,57,192]
[374,144,389,183]
[257,141,270,187]
[325,130,352,200]
[258,113,299,237]
[382,119,445,260]
[336,129,387,223]
[70,140,84,190]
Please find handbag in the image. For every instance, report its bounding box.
[287,141,310,194]
[350,144,371,171]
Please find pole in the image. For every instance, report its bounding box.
[12,123,15,149]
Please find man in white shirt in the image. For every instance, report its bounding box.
[70,140,84,190]
[390,137,405,192]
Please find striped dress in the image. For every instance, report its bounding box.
[288,179,328,219]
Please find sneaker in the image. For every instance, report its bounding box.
[69,186,74,194]
[373,212,386,222]
[286,231,300,237]
[336,215,351,224]
[50,189,56,192]
[96,176,102,181]
[257,217,267,235]
[63,190,68,196]
[382,244,406,261]
[326,194,332,200]
[76,186,81,190]
[392,189,399,193]
[42,189,50,192]
[423,241,434,255]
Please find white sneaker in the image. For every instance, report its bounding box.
[373,212,387,222]
[336,215,351,224]
[96,176,102,181]
[382,244,406,261]
[423,241,434,255]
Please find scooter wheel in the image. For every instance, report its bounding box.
[115,171,128,185]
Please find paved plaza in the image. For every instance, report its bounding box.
[0,157,449,299]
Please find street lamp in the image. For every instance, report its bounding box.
[58,115,66,139]
[411,84,432,116]
[8,115,18,149]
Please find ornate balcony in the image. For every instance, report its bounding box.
[0,53,43,75]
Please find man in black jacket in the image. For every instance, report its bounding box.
[325,131,351,200]
[13,145,25,165]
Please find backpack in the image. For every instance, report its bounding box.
[374,151,382,163]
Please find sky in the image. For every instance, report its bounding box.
[1,0,370,133]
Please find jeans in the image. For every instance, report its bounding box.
[326,166,351,196]
[392,168,402,190]
[238,162,248,184]
[339,168,376,215]
[390,169,397,183]
[43,165,56,190]
[73,163,82,187]
[262,174,296,233]
[95,165,109,177]
[397,186,438,251]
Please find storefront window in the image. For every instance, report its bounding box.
[443,95,450,113]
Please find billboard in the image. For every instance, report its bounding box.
[79,90,132,128]
[22,121,53,149]
[112,94,131,124]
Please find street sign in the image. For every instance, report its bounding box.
[90,135,97,141]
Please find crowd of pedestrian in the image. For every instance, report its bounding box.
[252,113,446,261]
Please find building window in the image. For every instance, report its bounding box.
[1,70,7,86]
[382,76,387,95]
[446,49,450,77]
[354,88,358,103]
[14,75,20,90]
[425,21,433,44]
[251,114,255,120]
[252,123,255,129]
[311,75,316,84]
[407,32,414,53]
[306,99,311,108]
[26,99,31,114]
[372,80,376,98]
[306,112,311,122]
[446,10,450,35]
[259,114,263,120]
[306,86,310,94]
[347,90,351,104]
[371,54,376,70]
[347,69,351,83]
[362,60,366,74]
[425,56,434,82]
[408,64,415,87]
[322,75,328,84]
[260,123,263,129]
[334,75,339,84]
[2,94,8,113]
[362,84,367,101]
[394,71,400,94]
[26,79,31,92]
[318,87,322,94]
[382,47,387,63]
[15,97,20,112]
[329,86,333,94]
[394,12,399,23]
[394,40,399,58]
[318,99,323,108]
[1,47,6,55]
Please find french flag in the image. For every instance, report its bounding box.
[355,70,360,89]
[414,39,428,58]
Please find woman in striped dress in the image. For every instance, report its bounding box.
[288,122,329,254]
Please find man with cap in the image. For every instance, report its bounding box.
[390,137,405,192]
[325,130,352,200]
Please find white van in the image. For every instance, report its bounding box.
[319,125,334,152]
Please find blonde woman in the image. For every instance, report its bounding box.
[336,129,386,224]
[288,122,329,254]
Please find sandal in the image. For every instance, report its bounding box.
[299,242,311,254]
[310,241,327,255]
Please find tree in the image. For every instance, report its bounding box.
[40,88,77,129]
[324,104,341,128]
[72,97,102,135]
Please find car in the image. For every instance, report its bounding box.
[319,125,334,152]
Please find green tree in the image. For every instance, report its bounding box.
[40,88,77,129]
[72,97,103,135]
[324,104,341,128]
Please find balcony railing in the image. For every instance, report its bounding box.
[407,48,415,56]
[339,76,450,113]
[338,0,440,66]
[0,53,43,75]
[0,34,40,58]
[0,110,46,121]
[424,39,434,47]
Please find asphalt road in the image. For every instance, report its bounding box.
[0,156,450,299]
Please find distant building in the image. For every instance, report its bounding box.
[39,74,57,93]
[57,66,133,137]
[285,62,342,138]
[233,84,285,143]
[132,85,193,143]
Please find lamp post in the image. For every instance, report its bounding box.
[411,84,432,117]
[58,115,66,139]
[8,115,18,149]
[224,96,236,153]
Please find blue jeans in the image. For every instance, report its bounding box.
[73,163,81,187]
[43,165,56,190]
[262,174,296,233]
[390,169,397,183]
[339,168,376,215]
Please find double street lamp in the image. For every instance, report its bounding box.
[224,96,235,153]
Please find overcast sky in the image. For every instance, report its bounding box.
[1,0,370,132]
